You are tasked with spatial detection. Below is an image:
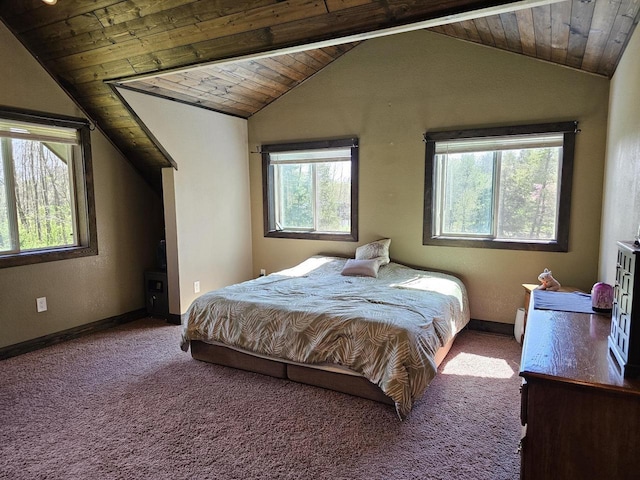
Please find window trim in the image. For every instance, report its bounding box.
[0,107,98,268]
[423,122,577,252]
[262,138,359,242]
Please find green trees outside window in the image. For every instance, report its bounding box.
[262,138,358,242]
[424,123,576,251]
[275,161,351,233]
[0,138,75,252]
[0,108,97,268]
[438,147,560,240]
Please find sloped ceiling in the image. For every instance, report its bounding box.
[0,0,638,191]
[119,43,360,118]
[431,0,640,77]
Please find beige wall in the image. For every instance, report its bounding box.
[119,89,253,314]
[600,27,640,284]
[162,167,181,316]
[248,30,610,324]
[0,23,162,348]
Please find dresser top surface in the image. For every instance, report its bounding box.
[618,240,640,254]
[520,307,640,393]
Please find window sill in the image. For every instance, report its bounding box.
[0,245,98,269]
[265,230,357,242]
[423,236,567,252]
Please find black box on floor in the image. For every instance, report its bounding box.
[144,270,169,319]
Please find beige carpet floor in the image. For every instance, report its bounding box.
[0,319,522,479]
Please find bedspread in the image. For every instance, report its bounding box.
[181,256,470,418]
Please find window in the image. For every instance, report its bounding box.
[424,122,577,251]
[262,138,358,241]
[0,108,97,268]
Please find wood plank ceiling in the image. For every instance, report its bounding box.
[0,0,638,191]
[430,0,640,77]
[119,43,359,119]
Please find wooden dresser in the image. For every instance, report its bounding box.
[519,306,640,479]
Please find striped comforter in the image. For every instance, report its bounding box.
[181,256,470,418]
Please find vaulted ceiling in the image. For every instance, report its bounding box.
[0,0,638,191]
[119,42,360,119]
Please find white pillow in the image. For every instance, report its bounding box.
[341,259,380,278]
[355,238,391,265]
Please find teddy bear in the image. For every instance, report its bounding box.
[537,268,561,291]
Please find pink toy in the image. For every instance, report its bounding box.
[537,268,561,291]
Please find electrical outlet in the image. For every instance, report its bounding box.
[194,281,200,293]
[260,269,266,277]
[36,297,47,313]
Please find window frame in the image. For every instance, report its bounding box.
[0,107,98,268]
[423,122,577,252]
[262,138,359,242]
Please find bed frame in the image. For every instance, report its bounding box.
[190,334,457,406]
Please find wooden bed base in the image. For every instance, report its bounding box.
[190,335,456,407]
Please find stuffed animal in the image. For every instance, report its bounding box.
[537,268,561,291]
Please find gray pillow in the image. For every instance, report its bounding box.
[340,259,380,278]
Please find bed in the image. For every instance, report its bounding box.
[180,254,470,419]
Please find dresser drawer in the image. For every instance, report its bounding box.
[618,290,632,316]
[611,321,630,362]
[619,249,636,276]
[621,272,634,298]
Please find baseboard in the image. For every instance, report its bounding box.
[0,308,147,361]
[467,318,514,336]
[0,312,512,361]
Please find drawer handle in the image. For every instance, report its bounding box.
[520,381,528,426]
